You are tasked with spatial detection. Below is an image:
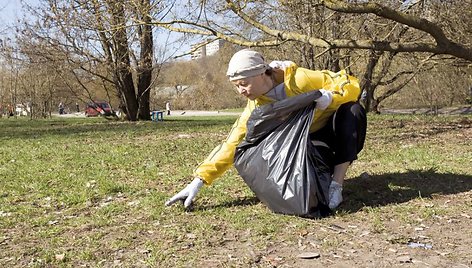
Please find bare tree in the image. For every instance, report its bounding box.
[152,1,471,60]
[149,0,472,111]
[7,0,472,114]
[17,0,160,121]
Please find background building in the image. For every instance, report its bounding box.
[190,39,224,60]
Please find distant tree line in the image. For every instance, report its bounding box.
[0,0,470,119]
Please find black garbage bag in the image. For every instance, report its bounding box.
[234,90,332,218]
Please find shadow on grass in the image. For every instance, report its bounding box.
[196,196,260,211]
[341,169,472,212]
[194,169,471,214]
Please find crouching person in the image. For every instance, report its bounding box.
[165,49,366,215]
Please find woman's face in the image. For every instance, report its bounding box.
[231,73,272,100]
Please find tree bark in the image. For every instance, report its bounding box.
[108,2,139,121]
[137,0,153,120]
[359,50,382,112]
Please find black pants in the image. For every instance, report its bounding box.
[310,102,367,171]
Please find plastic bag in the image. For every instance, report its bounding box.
[234,90,332,218]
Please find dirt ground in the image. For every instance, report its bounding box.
[200,192,472,268]
[189,115,472,268]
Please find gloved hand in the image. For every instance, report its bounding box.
[269,60,295,70]
[315,89,333,110]
[165,177,204,208]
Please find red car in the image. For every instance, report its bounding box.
[85,101,113,117]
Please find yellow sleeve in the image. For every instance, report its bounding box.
[288,68,360,104]
[284,65,325,97]
[194,101,254,185]
[285,67,361,132]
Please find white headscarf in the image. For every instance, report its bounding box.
[226,49,269,81]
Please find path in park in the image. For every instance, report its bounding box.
[57,110,241,118]
[56,106,471,118]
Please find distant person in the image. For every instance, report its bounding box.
[8,104,14,117]
[166,102,171,115]
[76,102,80,113]
[58,102,65,115]
[165,49,366,212]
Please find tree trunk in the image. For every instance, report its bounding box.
[109,2,139,121]
[359,50,382,112]
[371,98,381,114]
[137,0,153,120]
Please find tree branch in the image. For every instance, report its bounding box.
[319,0,472,60]
[376,54,435,103]
[147,0,470,61]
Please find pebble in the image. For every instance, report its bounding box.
[297,252,320,259]
[55,254,65,261]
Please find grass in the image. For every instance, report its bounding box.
[0,114,471,267]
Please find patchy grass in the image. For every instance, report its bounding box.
[0,114,471,267]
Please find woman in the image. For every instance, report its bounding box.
[165,49,366,210]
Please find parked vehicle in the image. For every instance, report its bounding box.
[85,101,113,117]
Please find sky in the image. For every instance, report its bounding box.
[0,0,24,28]
[0,0,193,60]
[0,0,44,47]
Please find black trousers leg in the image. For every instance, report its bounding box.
[310,102,367,166]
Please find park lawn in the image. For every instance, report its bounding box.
[0,114,471,267]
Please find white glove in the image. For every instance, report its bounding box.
[165,177,204,208]
[269,60,295,70]
[315,89,333,110]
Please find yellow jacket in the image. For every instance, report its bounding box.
[194,63,361,185]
